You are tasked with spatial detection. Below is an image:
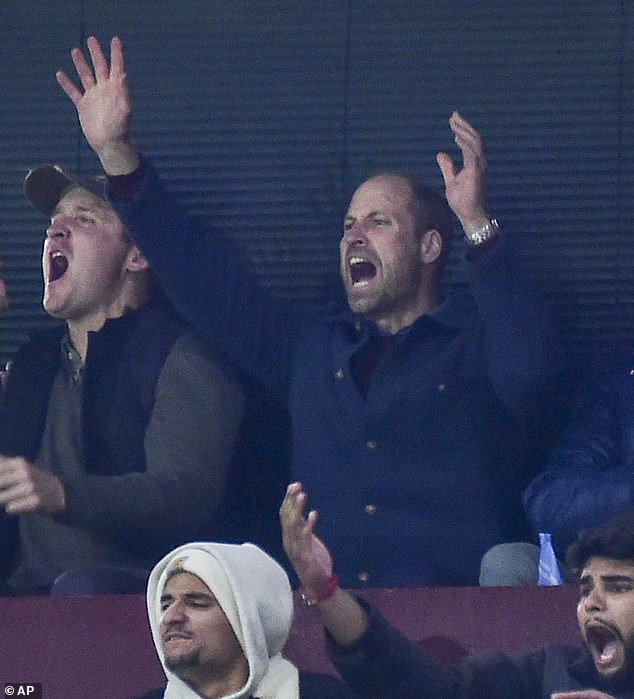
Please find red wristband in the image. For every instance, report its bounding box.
[299,574,339,606]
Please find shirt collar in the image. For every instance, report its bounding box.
[329,292,476,336]
[60,330,83,385]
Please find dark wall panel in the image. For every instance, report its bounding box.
[0,1,631,365]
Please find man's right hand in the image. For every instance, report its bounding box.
[280,482,370,646]
[280,481,334,594]
[0,456,66,516]
[56,36,140,175]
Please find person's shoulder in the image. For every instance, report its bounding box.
[130,297,188,335]
[299,671,359,698]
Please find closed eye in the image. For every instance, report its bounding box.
[75,214,98,224]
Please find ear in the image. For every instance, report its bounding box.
[126,245,150,272]
[419,229,443,265]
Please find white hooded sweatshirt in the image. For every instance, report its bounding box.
[146,542,300,699]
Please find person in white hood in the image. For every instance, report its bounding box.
[136,541,358,699]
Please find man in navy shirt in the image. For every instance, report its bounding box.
[55,35,566,587]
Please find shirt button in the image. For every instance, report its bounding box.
[364,504,377,516]
[357,571,370,583]
[437,383,445,392]
[334,368,345,380]
[366,440,377,450]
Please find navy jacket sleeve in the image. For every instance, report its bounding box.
[329,605,545,699]
[109,162,309,396]
[523,360,634,556]
[464,235,567,435]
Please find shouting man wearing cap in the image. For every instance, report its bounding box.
[138,541,357,699]
[0,165,251,595]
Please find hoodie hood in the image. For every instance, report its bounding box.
[147,541,298,699]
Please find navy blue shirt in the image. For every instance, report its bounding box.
[112,163,566,587]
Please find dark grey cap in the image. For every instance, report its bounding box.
[24,164,108,217]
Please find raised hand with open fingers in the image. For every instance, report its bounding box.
[56,35,139,175]
[436,111,490,233]
[280,482,334,592]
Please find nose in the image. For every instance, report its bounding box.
[583,586,606,612]
[343,220,367,246]
[161,599,186,625]
[46,218,70,239]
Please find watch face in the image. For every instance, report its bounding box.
[465,219,499,245]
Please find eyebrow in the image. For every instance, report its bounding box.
[580,573,634,585]
[344,210,388,221]
[160,591,215,604]
[52,202,101,217]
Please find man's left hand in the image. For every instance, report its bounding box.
[436,111,490,234]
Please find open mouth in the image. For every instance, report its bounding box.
[586,622,621,668]
[49,251,68,282]
[349,257,377,286]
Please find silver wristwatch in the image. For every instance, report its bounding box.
[464,218,500,246]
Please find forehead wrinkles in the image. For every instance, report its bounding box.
[348,180,414,219]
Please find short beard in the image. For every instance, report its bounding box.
[165,648,200,676]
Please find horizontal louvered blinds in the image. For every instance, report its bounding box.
[0,0,631,366]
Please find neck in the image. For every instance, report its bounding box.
[67,297,149,362]
[188,661,249,699]
[372,290,438,335]
[66,279,151,362]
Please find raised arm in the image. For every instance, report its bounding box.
[281,483,540,699]
[436,111,490,239]
[55,35,303,395]
[56,36,139,175]
[437,113,566,427]
[280,482,369,646]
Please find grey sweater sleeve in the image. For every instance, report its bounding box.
[61,333,244,547]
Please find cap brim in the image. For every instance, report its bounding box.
[24,164,107,218]
[24,165,79,218]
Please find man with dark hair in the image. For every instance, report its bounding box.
[56,35,565,587]
[566,510,634,577]
[282,482,634,699]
